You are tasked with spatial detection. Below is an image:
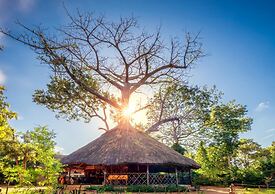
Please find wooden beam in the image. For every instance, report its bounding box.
[146,165,150,185]
[175,167,179,185]
[103,169,107,185]
[68,167,71,181]
[189,169,192,185]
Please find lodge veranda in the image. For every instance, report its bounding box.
[60,125,200,186]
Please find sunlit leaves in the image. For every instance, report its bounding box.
[33,76,105,122]
[0,89,62,187]
[147,82,221,148]
[207,101,252,155]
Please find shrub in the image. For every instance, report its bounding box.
[86,184,188,193]
[86,185,118,192]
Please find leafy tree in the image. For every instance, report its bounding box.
[207,101,252,169]
[0,88,62,190]
[0,86,18,189]
[146,83,220,149]
[16,126,62,187]
[1,12,204,131]
[171,143,186,155]
[234,138,262,168]
[260,141,275,187]
[192,102,252,185]
[194,143,227,185]
[230,138,264,184]
[195,142,210,170]
[0,87,17,142]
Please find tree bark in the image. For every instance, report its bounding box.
[5,181,10,194]
[119,86,131,127]
[22,156,27,170]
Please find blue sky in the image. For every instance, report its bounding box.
[0,0,274,154]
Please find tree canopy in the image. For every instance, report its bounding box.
[146,82,221,148]
[0,87,62,192]
[1,11,204,130]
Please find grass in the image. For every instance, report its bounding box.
[0,186,49,194]
[236,188,275,194]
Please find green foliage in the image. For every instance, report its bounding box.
[86,185,116,192]
[238,188,275,194]
[193,140,275,186]
[235,138,262,168]
[192,101,253,186]
[85,185,188,193]
[0,86,17,142]
[1,126,62,187]
[127,185,187,192]
[33,76,102,123]
[16,126,63,187]
[0,89,62,189]
[0,86,19,185]
[207,101,252,156]
[171,143,186,154]
[195,142,209,168]
[259,142,275,187]
[148,82,221,149]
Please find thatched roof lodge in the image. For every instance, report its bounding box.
[61,126,200,185]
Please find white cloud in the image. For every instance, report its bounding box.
[18,0,35,12]
[0,0,35,22]
[266,128,275,133]
[18,115,24,120]
[255,101,269,112]
[55,146,65,154]
[0,32,4,41]
[0,69,6,85]
[261,134,275,140]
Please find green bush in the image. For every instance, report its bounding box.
[86,184,188,193]
[86,185,118,192]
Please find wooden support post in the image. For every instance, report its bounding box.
[146,165,150,185]
[189,169,192,185]
[68,167,71,185]
[103,169,107,185]
[175,167,179,186]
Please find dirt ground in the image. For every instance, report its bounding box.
[199,186,233,193]
[61,185,242,193]
[1,185,274,193]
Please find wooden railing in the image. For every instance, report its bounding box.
[106,172,190,185]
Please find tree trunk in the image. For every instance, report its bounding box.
[15,156,19,166]
[119,86,131,127]
[23,156,27,170]
[121,86,130,108]
[5,181,10,194]
[227,156,230,167]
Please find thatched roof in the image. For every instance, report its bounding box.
[55,154,67,160]
[62,126,200,169]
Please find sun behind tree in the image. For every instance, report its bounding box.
[1,11,204,131]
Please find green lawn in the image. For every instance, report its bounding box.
[0,186,48,194]
[236,188,275,194]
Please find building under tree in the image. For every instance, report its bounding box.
[61,125,200,186]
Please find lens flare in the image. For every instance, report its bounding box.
[121,96,148,125]
[122,104,136,117]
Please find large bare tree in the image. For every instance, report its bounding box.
[1,11,204,131]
